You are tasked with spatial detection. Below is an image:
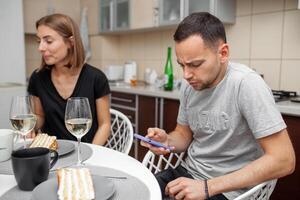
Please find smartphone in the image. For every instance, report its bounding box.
[134,133,171,150]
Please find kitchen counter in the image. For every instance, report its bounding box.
[275,101,300,117]
[110,83,180,100]
[110,83,300,117]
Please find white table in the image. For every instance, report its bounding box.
[0,143,162,200]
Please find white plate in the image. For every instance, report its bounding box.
[32,175,115,200]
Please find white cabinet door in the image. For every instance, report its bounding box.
[159,0,183,25]
[100,0,130,32]
[130,0,157,29]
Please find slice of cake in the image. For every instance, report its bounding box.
[29,133,58,151]
[57,168,95,200]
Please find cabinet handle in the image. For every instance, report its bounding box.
[111,96,133,103]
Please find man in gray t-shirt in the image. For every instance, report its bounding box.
[141,12,295,200]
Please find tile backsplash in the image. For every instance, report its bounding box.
[25,0,300,94]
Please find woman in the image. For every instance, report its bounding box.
[28,13,111,145]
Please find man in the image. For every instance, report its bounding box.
[141,12,295,200]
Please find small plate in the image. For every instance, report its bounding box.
[16,139,75,157]
[32,175,115,200]
[56,139,75,157]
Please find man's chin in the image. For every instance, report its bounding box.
[190,84,207,91]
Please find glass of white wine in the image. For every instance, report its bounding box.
[9,96,37,149]
[65,97,92,166]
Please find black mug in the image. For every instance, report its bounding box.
[11,147,58,191]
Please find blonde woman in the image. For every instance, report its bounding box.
[28,14,111,145]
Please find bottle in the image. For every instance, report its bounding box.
[164,47,173,91]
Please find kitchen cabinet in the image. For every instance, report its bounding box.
[99,0,130,32]
[271,115,300,200]
[159,0,235,26]
[162,99,180,133]
[130,0,158,29]
[23,0,81,34]
[137,96,158,160]
[98,0,235,34]
[110,92,138,158]
[110,91,180,161]
[138,96,180,161]
[159,0,183,26]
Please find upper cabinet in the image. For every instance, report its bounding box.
[98,0,235,33]
[23,0,81,34]
[130,0,158,29]
[159,0,183,26]
[187,0,236,24]
[159,0,236,26]
[99,0,130,32]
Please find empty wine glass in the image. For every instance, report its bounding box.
[9,96,37,149]
[65,97,92,166]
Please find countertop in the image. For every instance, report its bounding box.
[110,83,180,100]
[110,83,300,117]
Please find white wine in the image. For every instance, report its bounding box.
[10,114,37,135]
[65,118,92,138]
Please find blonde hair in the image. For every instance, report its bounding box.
[36,13,85,69]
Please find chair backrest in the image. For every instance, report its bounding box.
[233,179,277,200]
[142,150,277,200]
[142,150,185,174]
[104,108,134,154]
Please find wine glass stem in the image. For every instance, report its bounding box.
[23,134,26,149]
[77,137,82,165]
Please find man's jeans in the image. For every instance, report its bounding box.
[155,165,228,200]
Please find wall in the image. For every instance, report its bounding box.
[0,0,26,84]
[25,0,300,94]
[227,0,300,93]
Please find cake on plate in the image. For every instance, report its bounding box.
[57,168,95,200]
[29,133,58,150]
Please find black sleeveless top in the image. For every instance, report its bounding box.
[27,63,110,143]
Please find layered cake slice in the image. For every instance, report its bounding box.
[29,133,58,150]
[57,168,95,200]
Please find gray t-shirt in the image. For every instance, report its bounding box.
[178,62,286,199]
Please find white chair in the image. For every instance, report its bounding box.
[104,108,134,154]
[142,151,186,174]
[142,150,277,200]
[233,179,277,200]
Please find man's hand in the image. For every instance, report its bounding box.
[140,127,174,155]
[165,177,206,200]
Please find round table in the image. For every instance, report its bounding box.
[0,143,162,200]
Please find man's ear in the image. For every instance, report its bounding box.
[219,43,229,63]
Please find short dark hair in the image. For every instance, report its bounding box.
[36,13,85,69]
[173,12,226,49]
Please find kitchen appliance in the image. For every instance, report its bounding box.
[124,61,137,83]
[272,90,297,102]
[104,65,124,81]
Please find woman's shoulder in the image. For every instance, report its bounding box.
[29,67,49,80]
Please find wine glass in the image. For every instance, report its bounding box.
[9,96,37,149]
[65,97,92,166]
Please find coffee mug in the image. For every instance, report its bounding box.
[11,147,58,191]
[0,129,16,162]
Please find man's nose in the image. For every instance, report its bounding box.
[183,67,193,80]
